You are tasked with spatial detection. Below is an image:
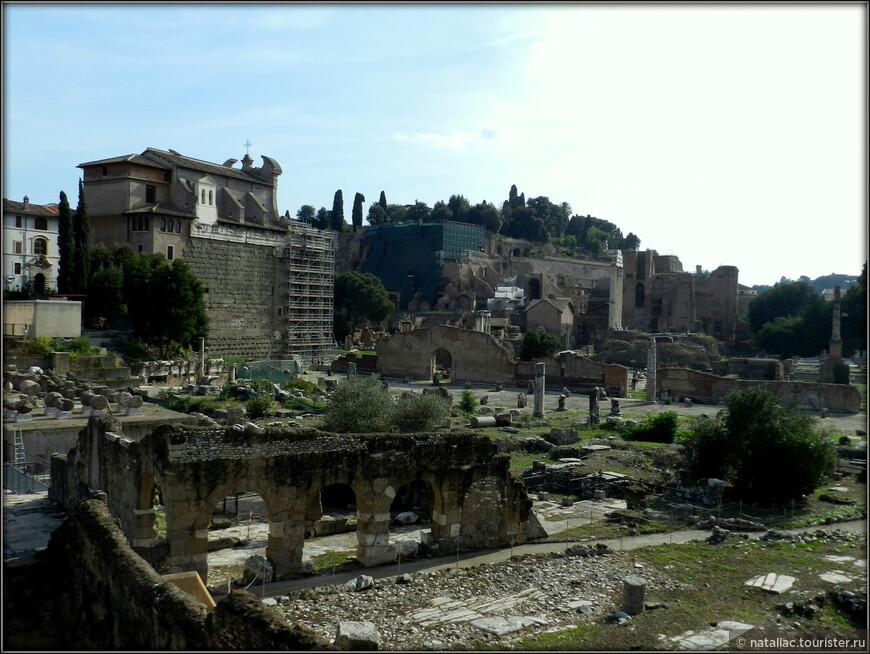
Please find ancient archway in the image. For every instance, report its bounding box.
[431,348,453,379]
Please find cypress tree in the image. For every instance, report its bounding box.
[331,190,345,232]
[73,179,91,293]
[56,190,75,294]
[378,190,387,210]
[351,192,365,230]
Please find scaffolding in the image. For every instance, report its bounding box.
[285,222,336,363]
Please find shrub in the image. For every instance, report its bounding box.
[20,336,57,358]
[520,329,562,361]
[246,393,277,420]
[623,411,678,444]
[832,362,851,385]
[680,386,837,501]
[283,378,316,394]
[393,393,450,432]
[459,390,478,413]
[322,375,394,433]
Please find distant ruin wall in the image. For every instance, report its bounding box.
[2,495,332,651]
[657,368,861,413]
[515,354,630,396]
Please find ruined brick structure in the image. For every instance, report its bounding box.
[3,495,332,650]
[621,250,740,341]
[51,416,535,582]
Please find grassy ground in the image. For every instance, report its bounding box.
[505,537,867,651]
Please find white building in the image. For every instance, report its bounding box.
[3,196,61,294]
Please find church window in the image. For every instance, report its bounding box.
[137,245,144,253]
[166,245,174,261]
[175,220,181,233]
[34,217,48,230]
[160,218,166,232]
[14,263,22,274]
[208,190,214,205]
[33,238,48,255]
[201,189,206,204]
[13,241,23,254]
[15,216,23,228]
[146,185,157,203]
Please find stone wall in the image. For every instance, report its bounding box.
[2,494,332,650]
[711,357,784,380]
[183,236,285,360]
[657,367,862,413]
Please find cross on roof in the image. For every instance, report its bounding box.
[244,140,252,155]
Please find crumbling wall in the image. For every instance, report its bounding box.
[376,325,516,383]
[657,367,861,413]
[2,494,332,650]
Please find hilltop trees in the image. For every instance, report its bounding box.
[330,190,346,232]
[841,264,867,355]
[72,180,91,293]
[351,192,365,230]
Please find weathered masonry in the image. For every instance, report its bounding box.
[51,417,536,581]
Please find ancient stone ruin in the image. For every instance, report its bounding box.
[51,416,537,582]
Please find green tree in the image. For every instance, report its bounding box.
[314,207,330,230]
[159,259,209,358]
[747,281,831,356]
[296,204,316,224]
[351,192,365,230]
[407,201,431,222]
[430,201,453,222]
[468,201,502,233]
[84,244,126,328]
[447,194,471,222]
[73,179,91,293]
[378,190,387,209]
[367,203,387,226]
[841,263,867,355]
[623,232,641,250]
[333,271,394,342]
[520,329,562,361]
[322,375,395,433]
[392,393,450,432]
[56,190,75,294]
[680,386,837,501]
[330,190,345,232]
[527,196,569,239]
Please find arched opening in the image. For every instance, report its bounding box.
[33,273,46,295]
[387,479,437,559]
[527,278,541,301]
[203,491,273,589]
[302,482,359,573]
[431,348,452,381]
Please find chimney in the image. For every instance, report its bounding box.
[23,195,29,207]
[696,265,702,275]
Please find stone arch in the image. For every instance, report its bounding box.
[304,481,358,539]
[431,348,452,377]
[458,473,509,548]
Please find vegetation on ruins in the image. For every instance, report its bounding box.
[330,189,346,232]
[321,375,449,433]
[245,392,278,420]
[680,386,837,501]
[519,328,562,361]
[459,389,478,413]
[333,271,394,342]
[622,410,679,444]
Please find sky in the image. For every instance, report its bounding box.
[2,1,867,288]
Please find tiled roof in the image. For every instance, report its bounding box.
[3,199,60,216]
[144,148,270,184]
[78,154,169,169]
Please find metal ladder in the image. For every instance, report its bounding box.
[11,426,26,470]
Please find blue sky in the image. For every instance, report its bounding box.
[3,2,866,287]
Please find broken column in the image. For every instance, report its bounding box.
[645,337,657,404]
[622,575,647,615]
[533,362,545,418]
[347,362,357,378]
[588,389,599,426]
